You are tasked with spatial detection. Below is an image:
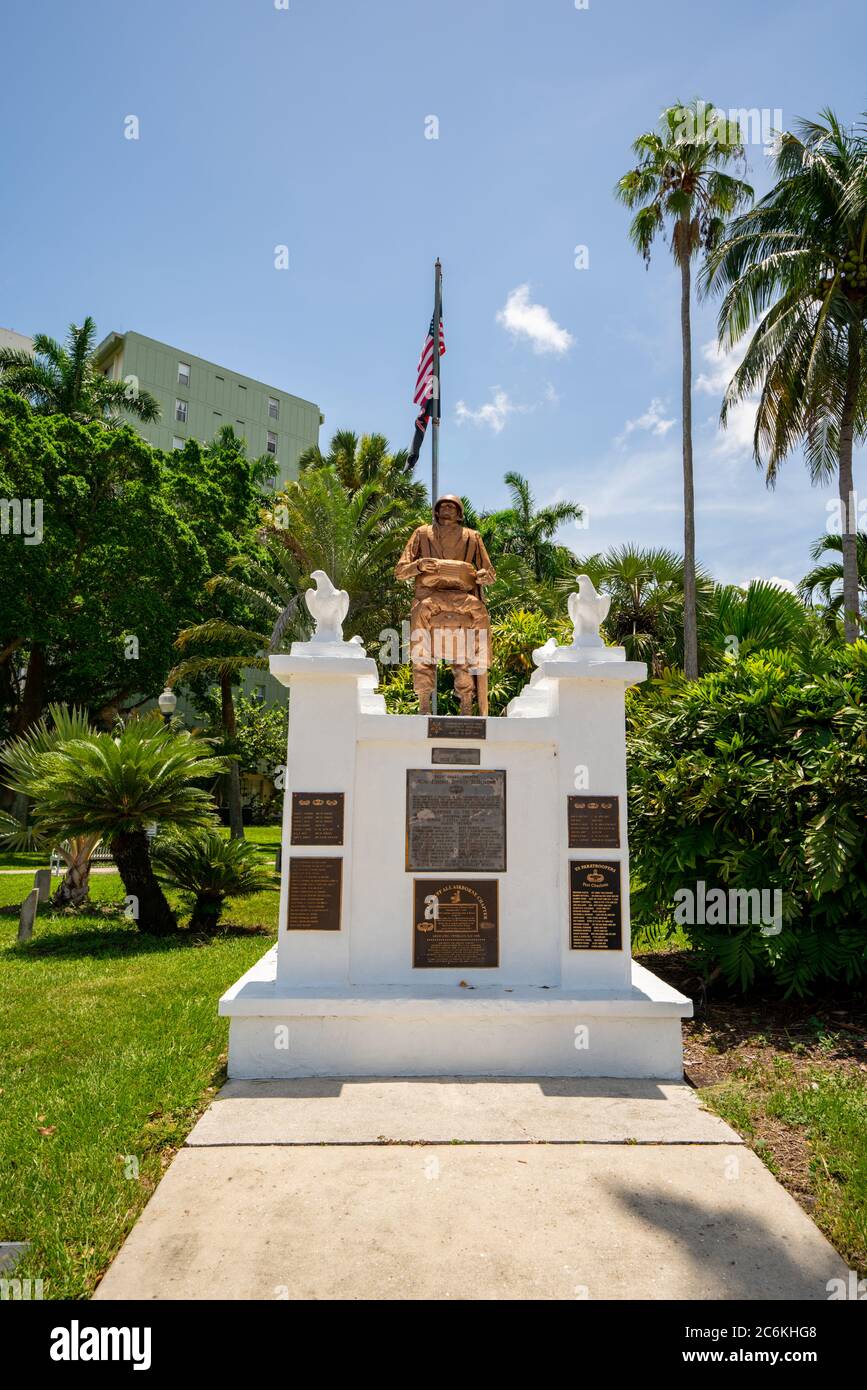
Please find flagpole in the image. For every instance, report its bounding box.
[431,257,442,503]
[431,257,442,716]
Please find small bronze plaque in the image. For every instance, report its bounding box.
[413,879,499,968]
[432,746,481,765]
[570,860,622,950]
[427,716,486,740]
[406,769,506,872]
[290,792,345,846]
[286,856,342,931]
[567,795,620,849]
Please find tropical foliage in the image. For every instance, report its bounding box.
[704,111,867,642]
[152,827,274,933]
[0,317,160,423]
[617,99,753,678]
[4,716,225,935]
[628,645,867,995]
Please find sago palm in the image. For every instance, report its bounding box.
[152,827,275,933]
[0,704,102,906]
[0,316,160,423]
[704,110,867,642]
[617,100,754,677]
[5,717,226,935]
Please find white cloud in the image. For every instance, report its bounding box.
[454,382,558,434]
[496,285,574,355]
[455,388,524,433]
[742,575,798,594]
[698,338,758,461]
[615,397,676,446]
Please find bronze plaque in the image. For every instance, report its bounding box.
[286,856,342,931]
[567,795,620,849]
[427,716,486,740]
[406,769,506,872]
[570,860,622,950]
[291,792,345,846]
[413,879,499,968]
[432,746,481,765]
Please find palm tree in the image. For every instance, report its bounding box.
[567,545,711,674]
[171,467,423,793]
[0,317,160,423]
[152,827,274,933]
[5,717,225,935]
[482,472,582,582]
[706,581,810,660]
[0,705,102,906]
[298,428,427,508]
[704,111,867,642]
[800,531,867,630]
[617,100,754,677]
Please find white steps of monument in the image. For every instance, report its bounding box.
[220,952,691,1020]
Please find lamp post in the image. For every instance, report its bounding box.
[158,687,177,726]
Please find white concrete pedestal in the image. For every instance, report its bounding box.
[220,606,691,1080]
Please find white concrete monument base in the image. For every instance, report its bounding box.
[220,574,691,1080]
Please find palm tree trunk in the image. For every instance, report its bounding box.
[112,830,178,935]
[679,237,698,679]
[51,841,94,908]
[839,326,862,643]
[221,673,245,840]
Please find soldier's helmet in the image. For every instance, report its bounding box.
[433,494,464,521]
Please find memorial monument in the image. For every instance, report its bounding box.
[220,569,691,1079]
[395,495,495,715]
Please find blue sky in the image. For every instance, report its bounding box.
[2,0,866,587]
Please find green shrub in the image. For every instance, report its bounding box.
[152,827,275,932]
[627,644,867,995]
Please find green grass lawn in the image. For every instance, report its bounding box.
[0,866,278,1300]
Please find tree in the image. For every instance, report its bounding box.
[567,545,711,674]
[617,100,753,677]
[800,531,867,629]
[162,427,275,839]
[0,392,210,740]
[0,704,104,906]
[298,428,427,509]
[481,472,582,582]
[5,717,225,935]
[152,827,274,933]
[704,111,867,642]
[0,317,160,423]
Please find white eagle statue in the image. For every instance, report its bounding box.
[305,570,350,644]
[567,574,610,647]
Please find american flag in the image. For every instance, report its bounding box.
[408,313,445,467]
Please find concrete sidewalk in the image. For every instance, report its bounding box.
[94,1078,848,1301]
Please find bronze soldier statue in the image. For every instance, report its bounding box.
[395,495,496,715]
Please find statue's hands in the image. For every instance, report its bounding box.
[475,569,491,584]
[418,558,439,574]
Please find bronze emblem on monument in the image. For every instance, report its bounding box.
[406,769,506,872]
[413,879,499,968]
[395,495,496,715]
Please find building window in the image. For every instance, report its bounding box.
[172,436,184,450]
[268,396,279,420]
[266,430,278,456]
[177,361,190,387]
[175,399,188,423]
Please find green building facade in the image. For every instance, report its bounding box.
[94,330,323,488]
